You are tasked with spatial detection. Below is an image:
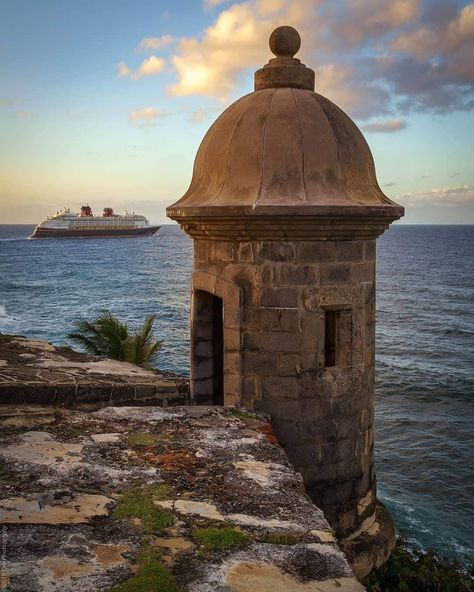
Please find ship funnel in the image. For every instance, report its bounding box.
[80,205,93,217]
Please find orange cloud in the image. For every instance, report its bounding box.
[363,118,408,133]
[129,107,168,127]
[118,56,166,80]
[331,0,423,45]
[392,3,474,61]
[167,0,315,100]
[138,35,173,51]
[117,0,474,118]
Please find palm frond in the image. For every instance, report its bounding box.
[121,335,138,365]
[67,318,108,355]
[137,314,156,340]
[95,311,128,360]
[67,331,105,356]
[68,310,162,367]
[131,315,162,367]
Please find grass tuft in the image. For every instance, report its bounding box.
[262,532,299,545]
[108,545,180,592]
[192,525,248,551]
[229,408,255,420]
[127,431,155,448]
[113,487,172,533]
[141,483,175,500]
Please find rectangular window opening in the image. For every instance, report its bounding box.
[324,310,340,367]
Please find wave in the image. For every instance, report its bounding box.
[441,328,474,336]
[0,304,18,330]
[0,238,29,242]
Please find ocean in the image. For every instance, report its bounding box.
[0,224,472,560]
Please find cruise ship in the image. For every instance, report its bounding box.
[30,206,160,238]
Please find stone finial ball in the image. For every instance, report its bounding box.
[269,26,301,58]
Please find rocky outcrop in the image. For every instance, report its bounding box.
[0,405,365,591]
[0,336,188,407]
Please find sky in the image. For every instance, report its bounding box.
[0,0,473,224]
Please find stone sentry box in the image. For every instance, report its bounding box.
[167,26,404,556]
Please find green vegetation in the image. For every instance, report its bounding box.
[127,431,156,448]
[68,310,162,367]
[109,545,180,592]
[364,538,474,592]
[113,486,173,533]
[0,332,24,342]
[57,344,74,352]
[262,532,299,545]
[140,483,175,500]
[229,408,255,420]
[192,525,248,551]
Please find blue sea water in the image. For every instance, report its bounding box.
[0,224,473,560]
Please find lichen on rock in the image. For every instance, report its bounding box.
[0,405,361,591]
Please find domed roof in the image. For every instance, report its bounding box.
[167,26,403,239]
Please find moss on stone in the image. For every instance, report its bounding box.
[127,431,155,448]
[262,532,299,545]
[109,545,180,592]
[192,525,248,551]
[113,487,173,533]
[229,408,255,420]
[142,483,175,500]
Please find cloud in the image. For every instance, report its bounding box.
[138,35,173,51]
[391,3,473,61]
[362,118,408,133]
[15,111,29,119]
[386,2,474,113]
[117,62,133,78]
[118,56,166,80]
[395,185,474,206]
[129,107,168,127]
[137,55,166,77]
[168,0,316,101]
[384,182,397,187]
[204,0,229,9]
[324,0,423,45]
[118,0,474,119]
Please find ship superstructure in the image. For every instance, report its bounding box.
[30,206,160,238]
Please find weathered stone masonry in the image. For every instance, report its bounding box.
[190,238,377,538]
[168,25,403,573]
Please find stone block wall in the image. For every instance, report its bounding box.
[191,238,376,538]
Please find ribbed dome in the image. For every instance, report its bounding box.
[172,87,402,210]
[167,26,403,238]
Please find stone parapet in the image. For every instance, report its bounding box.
[0,336,188,408]
[0,405,365,591]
